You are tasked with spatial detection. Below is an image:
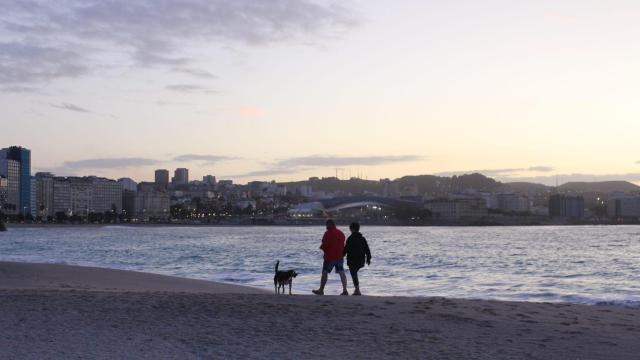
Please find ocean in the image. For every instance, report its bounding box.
[1,225,639,305]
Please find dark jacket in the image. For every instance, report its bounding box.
[343,232,371,269]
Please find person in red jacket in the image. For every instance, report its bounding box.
[312,219,349,296]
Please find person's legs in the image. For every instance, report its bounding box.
[336,260,348,295]
[339,271,348,294]
[313,261,331,295]
[350,267,360,291]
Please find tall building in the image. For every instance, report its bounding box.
[202,175,216,186]
[30,177,37,218]
[0,158,20,215]
[155,169,169,189]
[549,194,584,219]
[0,146,31,216]
[172,168,189,185]
[35,172,55,218]
[53,177,72,215]
[90,177,122,213]
[0,176,8,213]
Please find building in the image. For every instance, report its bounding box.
[117,178,138,192]
[492,193,530,213]
[0,157,20,215]
[52,176,122,218]
[202,175,216,186]
[30,177,37,218]
[155,169,169,189]
[0,176,7,213]
[172,168,189,185]
[134,185,170,221]
[0,146,31,216]
[607,193,640,220]
[90,177,122,213]
[425,198,488,221]
[549,194,584,219]
[53,177,72,215]
[35,172,55,218]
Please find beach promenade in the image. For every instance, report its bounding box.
[1,262,639,359]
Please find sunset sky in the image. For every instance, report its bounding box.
[2,0,640,185]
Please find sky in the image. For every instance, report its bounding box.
[2,0,640,185]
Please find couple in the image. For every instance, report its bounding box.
[312,219,371,296]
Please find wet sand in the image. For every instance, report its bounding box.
[1,262,639,359]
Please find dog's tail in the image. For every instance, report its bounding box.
[275,260,280,274]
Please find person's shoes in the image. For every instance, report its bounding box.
[340,291,349,296]
[312,289,324,295]
[353,289,362,296]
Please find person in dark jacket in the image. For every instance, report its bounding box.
[343,222,371,296]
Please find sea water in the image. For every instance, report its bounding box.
[1,225,639,305]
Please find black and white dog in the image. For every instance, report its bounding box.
[274,261,298,295]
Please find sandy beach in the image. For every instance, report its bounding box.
[1,262,639,359]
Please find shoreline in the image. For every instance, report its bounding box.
[1,262,640,358]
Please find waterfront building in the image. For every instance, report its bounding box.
[172,168,189,185]
[0,176,7,212]
[155,169,170,189]
[607,193,640,220]
[425,198,488,221]
[90,177,122,213]
[35,172,55,218]
[0,146,31,216]
[492,193,530,213]
[549,194,584,219]
[0,158,20,215]
[53,178,72,215]
[134,185,170,221]
[30,177,37,218]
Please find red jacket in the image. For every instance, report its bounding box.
[320,224,345,261]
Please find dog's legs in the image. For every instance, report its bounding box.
[288,281,292,295]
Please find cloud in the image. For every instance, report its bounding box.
[173,67,217,79]
[62,157,161,170]
[0,0,357,90]
[437,166,555,177]
[172,154,234,164]
[165,84,216,93]
[50,102,91,113]
[527,166,554,172]
[0,42,88,91]
[232,168,303,178]
[232,155,423,178]
[276,155,423,167]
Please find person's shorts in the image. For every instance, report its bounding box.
[322,259,345,273]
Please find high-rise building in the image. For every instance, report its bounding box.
[202,175,216,186]
[35,172,55,218]
[155,169,170,189]
[0,176,8,213]
[172,168,189,185]
[0,146,31,216]
[0,157,20,215]
[53,177,72,215]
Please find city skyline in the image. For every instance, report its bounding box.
[3,1,640,184]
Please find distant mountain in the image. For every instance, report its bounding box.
[278,174,639,197]
[558,181,640,194]
[503,182,552,195]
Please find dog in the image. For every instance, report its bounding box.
[274,261,298,295]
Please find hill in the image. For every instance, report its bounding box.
[558,181,640,194]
